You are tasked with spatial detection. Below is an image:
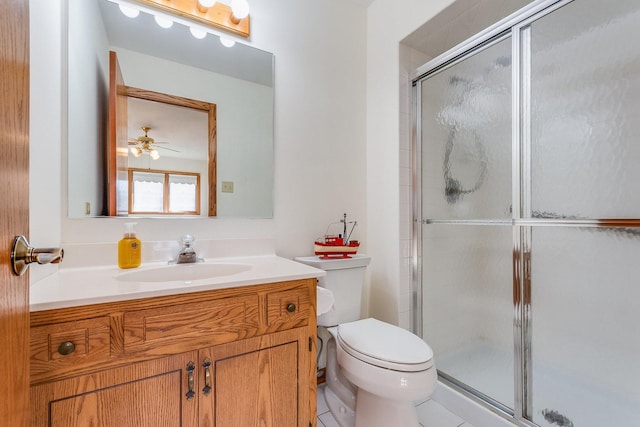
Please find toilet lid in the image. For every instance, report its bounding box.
[337,318,434,372]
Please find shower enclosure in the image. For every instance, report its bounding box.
[413,0,640,426]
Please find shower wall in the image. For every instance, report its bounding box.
[417,0,640,425]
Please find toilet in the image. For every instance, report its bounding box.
[295,255,437,427]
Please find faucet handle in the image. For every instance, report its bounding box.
[181,234,194,247]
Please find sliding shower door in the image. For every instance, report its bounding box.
[416,0,640,425]
[527,0,640,425]
[419,36,515,410]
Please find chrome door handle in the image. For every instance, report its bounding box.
[11,235,64,276]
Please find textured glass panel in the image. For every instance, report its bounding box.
[531,227,640,427]
[422,224,513,408]
[530,0,640,219]
[421,37,512,220]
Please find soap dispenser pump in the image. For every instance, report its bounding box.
[118,222,141,269]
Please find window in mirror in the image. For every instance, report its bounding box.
[129,169,201,215]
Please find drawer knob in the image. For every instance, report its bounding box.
[58,341,76,356]
[286,303,296,313]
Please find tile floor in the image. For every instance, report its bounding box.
[316,384,475,427]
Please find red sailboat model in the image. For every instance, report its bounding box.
[314,213,360,259]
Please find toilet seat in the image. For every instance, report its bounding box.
[337,318,434,372]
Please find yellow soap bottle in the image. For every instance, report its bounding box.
[118,222,141,269]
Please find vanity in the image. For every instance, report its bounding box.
[28,256,323,427]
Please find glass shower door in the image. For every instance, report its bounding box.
[420,36,515,410]
[527,0,640,425]
[418,0,640,425]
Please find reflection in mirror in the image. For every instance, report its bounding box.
[120,86,216,216]
[67,0,274,218]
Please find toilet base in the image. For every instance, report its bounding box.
[324,384,356,427]
[355,389,420,427]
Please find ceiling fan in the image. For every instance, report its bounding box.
[128,126,179,160]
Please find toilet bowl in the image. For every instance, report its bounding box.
[294,255,436,426]
[325,318,436,427]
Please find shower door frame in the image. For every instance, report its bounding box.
[409,0,624,425]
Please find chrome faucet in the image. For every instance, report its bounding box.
[172,234,201,264]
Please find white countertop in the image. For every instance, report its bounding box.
[30,255,326,312]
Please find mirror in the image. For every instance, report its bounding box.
[67,0,274,218]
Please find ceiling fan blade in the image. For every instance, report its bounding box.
[156,146,180,152]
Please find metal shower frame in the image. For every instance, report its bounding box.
[410,0,640,425]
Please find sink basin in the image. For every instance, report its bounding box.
[115,263,251,283]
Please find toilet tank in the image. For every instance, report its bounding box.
[295,255,371,327]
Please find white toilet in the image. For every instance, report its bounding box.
[295,255,437,427]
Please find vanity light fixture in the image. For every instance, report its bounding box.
[130,0,251,38]
[197,0,217,13]
[230,0,249,21]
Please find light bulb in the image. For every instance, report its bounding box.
[130,146,142,157]
[231,0,250,19]
[198,0,216,7]
[150,149,160,160]
[189,27,207,39]
[154,15,173,29]
[220,37,235,48]
[119,5,140,18]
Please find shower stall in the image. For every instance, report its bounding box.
[413,0,640,426]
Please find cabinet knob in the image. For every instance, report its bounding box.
[57,341,76,356]
[286,303,296,313]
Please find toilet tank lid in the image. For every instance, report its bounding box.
[294,254,371,270]
[338,318,433,368]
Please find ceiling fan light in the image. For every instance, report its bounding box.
[154,15,173,29]
[130,146,142,157]
[189,27,207,39]
[118,4,140,18]
[150,149,160,160]
[231,0,250,20]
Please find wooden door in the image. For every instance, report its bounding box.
[0,0,31,425]
[200,328,312,427]
[30,352,199,427]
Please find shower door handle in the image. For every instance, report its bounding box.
[10,235,64,276]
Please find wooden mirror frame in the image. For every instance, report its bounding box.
[108,51,217,217]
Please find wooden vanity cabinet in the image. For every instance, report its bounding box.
[29,279,317,427]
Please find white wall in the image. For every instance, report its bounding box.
[29,0,367,267]
[30,0,63,283]
[366,0,455,327]
[66,0,109,218]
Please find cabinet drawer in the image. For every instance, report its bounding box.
[266,286,311,328]
[123,294,260,354]
[30,317,111,380]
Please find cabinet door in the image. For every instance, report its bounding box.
[199,328,312,427]
[30,351,198,427]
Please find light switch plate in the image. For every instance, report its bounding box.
[221,181,234,193]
